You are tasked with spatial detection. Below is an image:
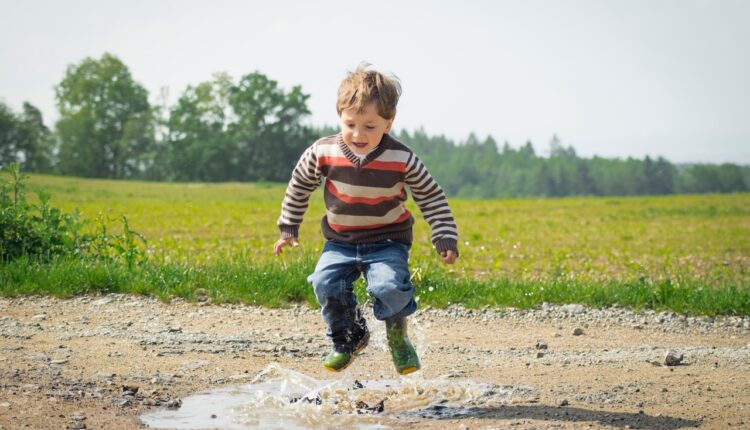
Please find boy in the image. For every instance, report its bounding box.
[274,64,458,375]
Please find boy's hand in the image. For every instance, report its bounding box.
[440,250,458,264]
[273,237,299,256]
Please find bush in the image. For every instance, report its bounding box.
[0,163,147,266]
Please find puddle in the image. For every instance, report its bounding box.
[140,364,539,429]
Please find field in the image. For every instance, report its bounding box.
[2,175,750,430]
[3,174,749,315]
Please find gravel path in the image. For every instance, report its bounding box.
[0,295,748,429]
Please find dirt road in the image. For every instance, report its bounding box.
[1,295,748,429]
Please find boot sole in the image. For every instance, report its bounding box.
[324,361,352,372]
[398,365,420,375]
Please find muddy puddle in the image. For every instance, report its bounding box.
[140,363,539,429]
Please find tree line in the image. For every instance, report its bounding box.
[1,53,748,197]
[400,131,750,198]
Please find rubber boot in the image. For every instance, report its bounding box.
[323,312,370,372]
[322,331,369,372]
[385,316,420,375]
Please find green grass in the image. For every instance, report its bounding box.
[1,174,748,315]
[0,256,319,306]
[2,256,747,316]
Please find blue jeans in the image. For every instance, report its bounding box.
[307,239,417,347]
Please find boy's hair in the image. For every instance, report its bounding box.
[336,63,401,120]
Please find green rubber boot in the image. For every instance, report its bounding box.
[386,317,420,375]
[323,325,370,372]
[323,350,354,372]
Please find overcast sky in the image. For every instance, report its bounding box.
[1,0,749,164]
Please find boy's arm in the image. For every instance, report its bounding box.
[404,154,459,256]
[277,144,322,240]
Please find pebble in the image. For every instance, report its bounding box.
[572,328,584,336]
[560,304,586,315]
[92,298,113,306]
[122,385,139,396]
[30,353,49,362]
[664,350,684,366]
[165,399,182,409]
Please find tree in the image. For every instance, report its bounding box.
[0,103,17,166]
[678,164,748,193]
[716,163,747,192]
[228,72,313,181]
[165,74,233,181]
[55,53,154,178]
[164,71,314,182]
[18,103,54,172]
[643,156,676,195]
[0,102,54,172]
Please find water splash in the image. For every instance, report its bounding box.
[140,363,539,429]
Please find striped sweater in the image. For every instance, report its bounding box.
[277,133,459,254]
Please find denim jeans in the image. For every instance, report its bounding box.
[307,239,417,347]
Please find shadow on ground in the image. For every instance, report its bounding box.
[407,404,701,429]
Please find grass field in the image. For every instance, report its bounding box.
[2,174,748,315]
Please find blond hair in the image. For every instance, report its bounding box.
[336,63,401,120]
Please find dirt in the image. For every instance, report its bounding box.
[0,295,748,430]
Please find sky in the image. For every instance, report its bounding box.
[1,0,749,164]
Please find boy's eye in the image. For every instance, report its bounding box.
[366,126,375,130]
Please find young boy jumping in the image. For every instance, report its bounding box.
[274,64,458,375]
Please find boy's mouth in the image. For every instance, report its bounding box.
[352,142,368,148]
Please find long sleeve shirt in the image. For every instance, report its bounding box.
[277,133,458,254]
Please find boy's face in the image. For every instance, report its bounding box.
[340,102,394,154]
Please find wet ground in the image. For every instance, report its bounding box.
[1,295,749,429]
[141,364,542,429]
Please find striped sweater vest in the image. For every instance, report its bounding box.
[277,133,459,254]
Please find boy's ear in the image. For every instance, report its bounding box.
[385,117,395,133]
